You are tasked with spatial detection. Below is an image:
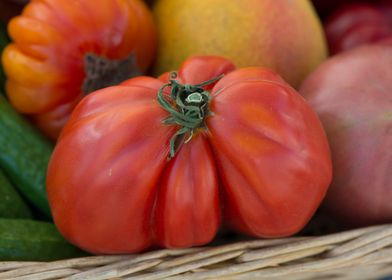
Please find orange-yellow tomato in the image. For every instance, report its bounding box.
[2,0,156,139]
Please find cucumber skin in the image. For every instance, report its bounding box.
[0,95,53,217]
[0,169,33,219]
[0,23,53,218]
[0,219,88,261]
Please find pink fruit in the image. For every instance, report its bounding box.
[300,44,392,227]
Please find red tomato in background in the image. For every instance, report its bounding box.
[377,0,392,25]
[46,56,332,254]
[312,0,377,18]
[324,2,392,54]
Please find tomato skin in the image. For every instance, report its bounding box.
[2,0,156,139]
[47,56,332,254]
[207,68,332,236]
[154,134,221,248]
[47,84,174,254]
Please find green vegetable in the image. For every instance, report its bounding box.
[0,169,33,219]
[0,219,87,261]
[0,95,53,217]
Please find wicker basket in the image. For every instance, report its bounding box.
[1,223,391,280]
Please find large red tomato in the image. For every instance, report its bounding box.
[47,56,332,254]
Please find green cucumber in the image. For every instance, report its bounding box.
[0,219,87,261]
[0,169,33,219]
[0,95,53,217]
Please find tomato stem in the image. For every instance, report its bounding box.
[157,72,223,159]
[82,53,141,94]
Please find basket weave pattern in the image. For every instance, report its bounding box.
[1,224,392,280]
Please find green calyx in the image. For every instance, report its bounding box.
[157,72,223,159]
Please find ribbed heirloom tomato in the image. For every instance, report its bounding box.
[2,0,156,139]
[47,56,332,254]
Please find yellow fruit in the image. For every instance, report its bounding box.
[152,0,327,88]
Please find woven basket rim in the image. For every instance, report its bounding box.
[1,223,392,280]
